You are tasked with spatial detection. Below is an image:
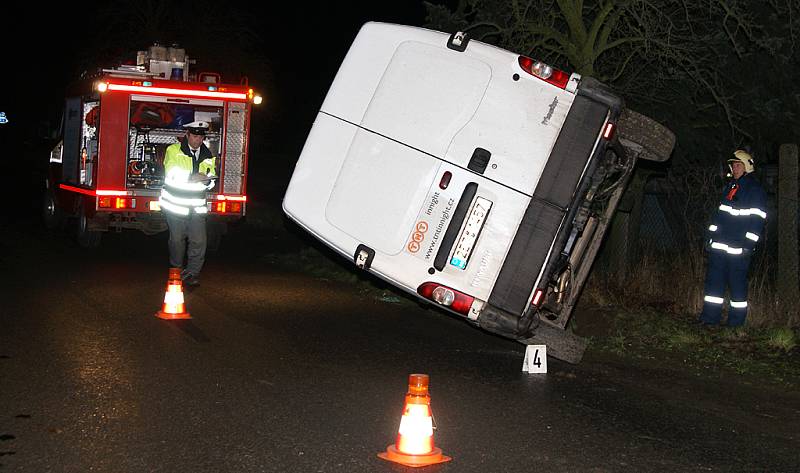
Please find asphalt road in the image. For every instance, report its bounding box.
[1,213,799,472]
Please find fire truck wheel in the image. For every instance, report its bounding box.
[42,190,64,231]
[76,204,102,248]
[207,221,226,252]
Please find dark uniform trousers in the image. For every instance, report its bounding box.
[700,250,751,326]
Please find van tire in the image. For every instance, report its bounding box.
[519,322,588,364]
[616,109,675,162]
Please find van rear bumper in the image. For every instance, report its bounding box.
[487,87,619,320]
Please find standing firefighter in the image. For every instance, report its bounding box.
[699,150,767,327]
[159,121,218,287]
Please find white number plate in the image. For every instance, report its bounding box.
[450,196,492,270]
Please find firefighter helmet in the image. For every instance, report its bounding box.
[183,120,210,136]
[728,149,755,174]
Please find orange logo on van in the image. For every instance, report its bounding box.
[407,220,429,254]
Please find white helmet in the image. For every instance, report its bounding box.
[728,149,755,174]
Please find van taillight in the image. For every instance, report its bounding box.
[531,288,544,307]
[602,122,616,140]
[517,56,569,89]
[417,282,475,315]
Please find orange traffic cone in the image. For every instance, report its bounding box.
[378,374,451,467]
[155,267,191,320]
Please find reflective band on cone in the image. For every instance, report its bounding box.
[378,374,451,467]
[156,267,191,320]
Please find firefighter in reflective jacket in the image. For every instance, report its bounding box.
[159,121,217,287]
[699,150,767,327]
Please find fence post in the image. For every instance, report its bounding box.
[778,143,799,324]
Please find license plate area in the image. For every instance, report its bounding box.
[449,196,492,270]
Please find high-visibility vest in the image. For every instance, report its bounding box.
[707,174,767,255]
[159,140,217,216]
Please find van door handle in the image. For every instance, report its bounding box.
[468,148,491,174]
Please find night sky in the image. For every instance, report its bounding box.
[253,1,441,150]
[1,1,457,206]
[3,1,445,149]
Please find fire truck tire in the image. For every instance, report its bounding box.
[42,190,64,231]
[207,221,226,252]
[76,204,102,248]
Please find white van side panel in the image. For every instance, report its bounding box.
[323,22,578,197]
[284,111,528,300]
[379,165,531,300]
[361,41,491,160]
[445,53,575,196]
[283,113,358,244]
[320,23,445,126]
[285,22,603,305]
[326,128,440,255]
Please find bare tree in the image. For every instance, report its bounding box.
[425,0,791,146]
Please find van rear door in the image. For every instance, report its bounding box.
[284,22,608,309]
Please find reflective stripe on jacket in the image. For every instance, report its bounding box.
[707,174,767,254]
[159,140,217,215]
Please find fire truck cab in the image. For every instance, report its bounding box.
[44,44,261,247]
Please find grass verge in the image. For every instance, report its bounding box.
[579,307,800,387]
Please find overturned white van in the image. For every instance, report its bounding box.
[283,23,673,363]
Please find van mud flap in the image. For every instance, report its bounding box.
[478,304,587,364]
[488,94,609,316]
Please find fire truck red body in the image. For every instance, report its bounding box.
[44,44,260,247]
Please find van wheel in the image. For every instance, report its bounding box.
[617,109,675,162]
[76,204,102,248]
[42,190,64,231]
[518,322,588,364]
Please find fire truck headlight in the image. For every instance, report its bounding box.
[96,82,108,93]
[253,95,263,105]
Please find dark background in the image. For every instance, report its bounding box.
[0,1,458,211]
[2,2,453,150]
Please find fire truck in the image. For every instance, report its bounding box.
[43,44,261,247]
